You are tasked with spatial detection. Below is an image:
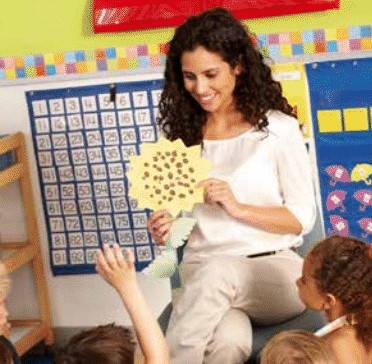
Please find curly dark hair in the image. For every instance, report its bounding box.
[55,323,135,364]
[158,7,295,146]
[309,235,372,350]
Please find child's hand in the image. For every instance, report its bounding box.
[96,243,136,294]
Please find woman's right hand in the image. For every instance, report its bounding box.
[147,209,174,245]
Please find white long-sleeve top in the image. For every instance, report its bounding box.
[183,110,316,263]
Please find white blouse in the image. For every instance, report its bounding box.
[183,110,316,263]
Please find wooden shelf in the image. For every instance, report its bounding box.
[0,162,24,188]
[0,242,35,274]
[0,133,22,155]
[0,132,54,356]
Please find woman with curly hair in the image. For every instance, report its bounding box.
[147,7,316,363]
[296,235,372,363]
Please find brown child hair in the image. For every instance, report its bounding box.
[308,235,372,350]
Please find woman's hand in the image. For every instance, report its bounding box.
[199,178,303,234]
[147,209,174,245]
[198,178,242,218]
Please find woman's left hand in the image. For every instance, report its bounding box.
[197,178,241,217]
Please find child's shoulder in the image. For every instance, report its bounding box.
[327,327,370,364]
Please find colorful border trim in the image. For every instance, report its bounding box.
[0,25,371,81]
[259,25,372,58]
[0,44,168,81]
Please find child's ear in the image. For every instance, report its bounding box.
[323,293,337,310]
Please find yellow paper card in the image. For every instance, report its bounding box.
[271,62,311,137]
[317,110,342,133]
[127,138,212,216]
[343,108,369,131]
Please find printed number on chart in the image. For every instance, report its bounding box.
[132,91,149,108]
[120,128,136,144]
[65,98,81,114]
[118,110,134,126]
[49,99,64,115]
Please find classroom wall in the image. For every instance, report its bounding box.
[0,73,172,331]
[0,0,371,335]
[1,0,371,57]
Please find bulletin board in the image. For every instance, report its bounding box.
[26,79,164,275]
[93,0,340,33]
[306,58,372,243]
[271,62,311,138]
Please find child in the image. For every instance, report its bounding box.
[56,243,169,364]
[55,323,136,363]
[0,262,21,364]
[260,330,335,364]
[296,235,372,364]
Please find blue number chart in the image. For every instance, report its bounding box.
[306,58,372,243]
[26,79,164,275]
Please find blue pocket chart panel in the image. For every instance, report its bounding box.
[306,58,372,243]
[26,79,164,275]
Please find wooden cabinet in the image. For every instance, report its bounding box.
[0,132,53,355]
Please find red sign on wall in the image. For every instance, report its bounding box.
[93,0,340,33]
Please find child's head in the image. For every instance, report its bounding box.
[0,263,10,335]
[296,235,371,349]
[55,323,136,364]
[260,330,334,364]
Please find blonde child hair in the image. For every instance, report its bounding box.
[260,330,334,364]
[0,263,11,298]
[0,262,14,364]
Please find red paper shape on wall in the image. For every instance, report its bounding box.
[93,0,340,33]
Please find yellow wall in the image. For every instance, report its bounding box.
[1,0,371,57]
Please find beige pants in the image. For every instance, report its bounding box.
[166,250,305,364]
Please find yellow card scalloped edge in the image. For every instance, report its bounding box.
[127,138,212,216]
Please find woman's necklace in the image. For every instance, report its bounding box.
[314,315,349,337]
